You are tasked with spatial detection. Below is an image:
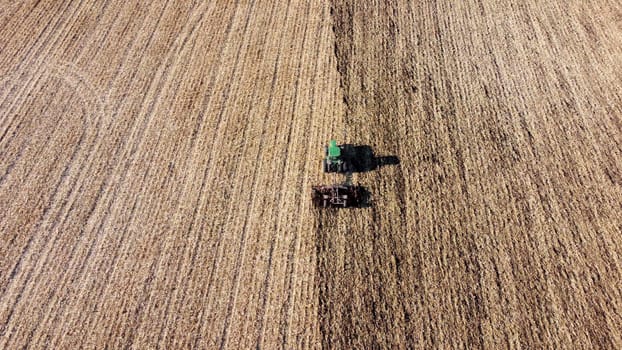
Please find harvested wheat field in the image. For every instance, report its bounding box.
[1,0,621,348]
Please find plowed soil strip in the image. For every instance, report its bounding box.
[319,1,622,348]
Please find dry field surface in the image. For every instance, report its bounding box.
[1,0,621,348]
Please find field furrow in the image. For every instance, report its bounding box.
[1,0,621,348]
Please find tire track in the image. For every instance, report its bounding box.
[0,0,152,308]
[0,0,193,348]
[188,0,282,346]
[270,0,316,346]
[0,3,119,311]
[0,76,89,346]
[249,30,299,343]
[123,10,245,348]
[217,0,298,345]
[72,2,214,344]
[0,0,108,193]
[16,0,143,260]
[146,1,281,347]
[141,3,249,347]
[213,0,326,347]
[0,0,88,143]
[135,3,250,347]
[186,0,257,341]
[15,59,118,347]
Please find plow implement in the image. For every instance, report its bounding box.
[311,184,366,208]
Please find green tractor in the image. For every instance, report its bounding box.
[323,140,350,173]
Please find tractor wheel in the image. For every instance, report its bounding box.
[342,162,350,173]
[323,160,328,173]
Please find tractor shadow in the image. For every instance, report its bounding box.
[340,144,400,173]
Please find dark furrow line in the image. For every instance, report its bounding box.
[277,0,315,346]
[421,5,481,346]
[121,22,208,349]
[227,0,291,344]
[151,3,245,348]
[149,12,237,350]
[183,0,260,345]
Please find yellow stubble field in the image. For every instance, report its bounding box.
[1,1,621,348]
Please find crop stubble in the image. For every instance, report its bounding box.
[0,0,621,349]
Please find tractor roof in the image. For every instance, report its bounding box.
[328,140,341,157]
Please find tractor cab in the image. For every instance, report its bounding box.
[327,139,341,159]
[323,139,349,173]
